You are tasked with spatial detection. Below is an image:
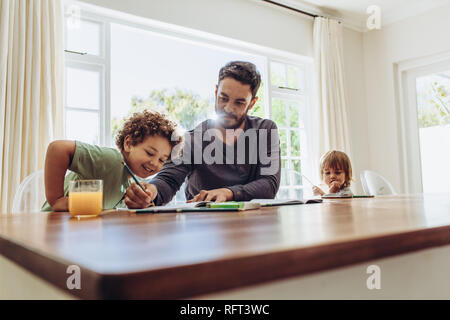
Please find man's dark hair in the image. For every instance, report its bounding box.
[218,61,261,98]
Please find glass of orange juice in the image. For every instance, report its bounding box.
[68,180,103,218]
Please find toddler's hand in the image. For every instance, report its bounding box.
[329,181,341,193]
[312,186,324,196]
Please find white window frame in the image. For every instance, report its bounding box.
[395,51,450,193]
[266,59,314,198]
[63,0,315,193]
[64,9,111,146]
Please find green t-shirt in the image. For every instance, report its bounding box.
[42,141,130,211]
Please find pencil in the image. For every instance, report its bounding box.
[122,161,155,207]
[301,174,316,186]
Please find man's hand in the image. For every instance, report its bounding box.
[51,197,69,212]
[329,181,342,193]
[187,188,234,203]
[312,186,325,196]
[125,182,158,209]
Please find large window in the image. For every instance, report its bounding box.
[109,22,266,135]
[64,9,108,145]
[416,71,450,193]
[269,61,308,199]
[63,4,314,198]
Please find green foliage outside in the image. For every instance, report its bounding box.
[418,80,450,128]
[112,83,269,137]
[111,88,211,138]
[110,80,302,167]
[248,81,265,118]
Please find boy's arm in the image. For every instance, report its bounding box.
[44,140,76,211]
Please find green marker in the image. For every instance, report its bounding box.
[207,202,243,209]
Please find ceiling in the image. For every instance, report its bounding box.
[270,0,450,31]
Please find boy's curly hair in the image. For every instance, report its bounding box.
[115,110,183,158]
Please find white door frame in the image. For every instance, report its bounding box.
[395,50,450,193]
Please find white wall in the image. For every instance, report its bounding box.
[76,0,369,193]
[363,3,450,193]
[78,0,314,57]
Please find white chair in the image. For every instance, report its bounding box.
[12,170,46,213]
[360,170,396,196]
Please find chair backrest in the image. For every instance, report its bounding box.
[12,170,45,213]
[360,170,396,195]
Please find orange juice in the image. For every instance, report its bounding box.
[69,191,103,217]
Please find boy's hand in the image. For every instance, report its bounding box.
[125,183,158,209]
[329,181,341,193]
[51,197,69,212]
[312,186,325,196]
[187,188,233,203]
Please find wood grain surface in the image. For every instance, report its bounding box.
[1,194,450,299]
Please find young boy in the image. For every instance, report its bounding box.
[42,110,182,211]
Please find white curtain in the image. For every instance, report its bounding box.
[0,0,64,213]
[313,17,352,164]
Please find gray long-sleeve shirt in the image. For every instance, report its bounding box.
[149,115,281,205]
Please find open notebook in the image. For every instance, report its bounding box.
[127,201,261,214]
[126,198,322,214]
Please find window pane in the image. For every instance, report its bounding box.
[66,19,101,56]
[298,68,305,93]
[292,188,303,199]
[250,103,264,118]
[65,110,99,145]
[66,67,100,109]
[280,169,289,187]
[289,101,300,128]
[416,72,450,193]
[270,62,285,87]
[300,129,307,157]
[287,65,299,90]
[250,81,265,118]
[290,130,301,157]
[110,22,266,139]
[277,187,290,199]
[292,159,301,173]
[291,160,302,185]
[272,98,286,127]
[279,129,287,156]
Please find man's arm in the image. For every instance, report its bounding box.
[227,122,281,201]
[148,160,193,206]
[226,173,280,201]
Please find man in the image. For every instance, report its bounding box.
[125,61,281,207]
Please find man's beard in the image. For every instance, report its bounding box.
[215,103,248,130]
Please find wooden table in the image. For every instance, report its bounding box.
[1,194,450,299]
